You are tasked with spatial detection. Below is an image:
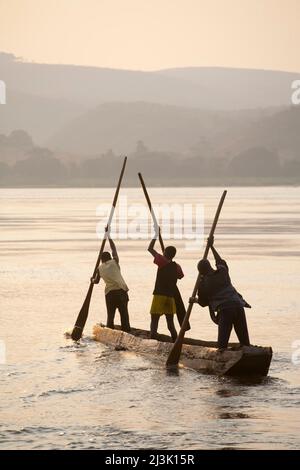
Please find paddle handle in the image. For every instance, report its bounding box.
[202,190,227,260]
[138,172,165,252]
[91,156,127,278]
[166,190,227,367]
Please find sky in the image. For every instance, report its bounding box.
[0,0,299,72]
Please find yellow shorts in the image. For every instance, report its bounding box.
[150,295,176,315]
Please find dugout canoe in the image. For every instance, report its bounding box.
[93,324,272,376]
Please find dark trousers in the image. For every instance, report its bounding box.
[150,314,177,342]
[218,303,250,349]
[105,289,131,332]
[174,286,191,331]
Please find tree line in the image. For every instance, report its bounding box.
[0,133,300,186]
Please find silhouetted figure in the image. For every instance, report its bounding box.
[191,236,250,350]
[92,229,131,332]
[148,227,184,341]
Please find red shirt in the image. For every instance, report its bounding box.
[153,252,184,279]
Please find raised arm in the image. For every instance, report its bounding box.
[103,226,119,263]
[108,237,119,263]
[148,237,157,256]
[148,225,160,257]
[210,245,222,264]
[208,236,227,269]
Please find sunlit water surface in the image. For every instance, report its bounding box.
[1,187,300,449]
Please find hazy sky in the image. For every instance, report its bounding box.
[0,0,299,72]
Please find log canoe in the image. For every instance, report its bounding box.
[93,324,272,376]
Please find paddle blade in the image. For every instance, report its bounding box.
[166,333,185,367]
[71,325,83,342]
[71,285,93,341]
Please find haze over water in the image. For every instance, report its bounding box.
[1,187,300,450]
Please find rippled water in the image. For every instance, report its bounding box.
[1,187,300,449]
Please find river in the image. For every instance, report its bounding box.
[1,187,300,449]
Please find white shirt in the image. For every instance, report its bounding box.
[98,259,129,295]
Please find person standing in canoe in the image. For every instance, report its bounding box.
[91,228,131,332]
[148,226,184,341]
[190,236,251,350]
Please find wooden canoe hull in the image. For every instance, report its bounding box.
[93,325,272,377]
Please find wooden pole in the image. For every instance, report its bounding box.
[138,173,164,251]
[71,157,127,341]
[166,190,227,367]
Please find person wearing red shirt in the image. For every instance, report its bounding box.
[148,228,184,341]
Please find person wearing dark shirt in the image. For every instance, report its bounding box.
[148,227,184,341]
[191,236,251,350]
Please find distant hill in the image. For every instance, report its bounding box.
[2,53,298,111]
[47,101,269,156]
[1,52,300,157]
[159,67,300,110]
[47,101,300,160]
[0,87,86,144]
[0,52,212,110]
[220,106,300,162]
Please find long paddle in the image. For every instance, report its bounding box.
[138,173,190,330]
[166,190,227,367]
[138,173,163,248]
[71,156,127,341]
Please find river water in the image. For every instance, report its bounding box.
[1,187,300,450]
